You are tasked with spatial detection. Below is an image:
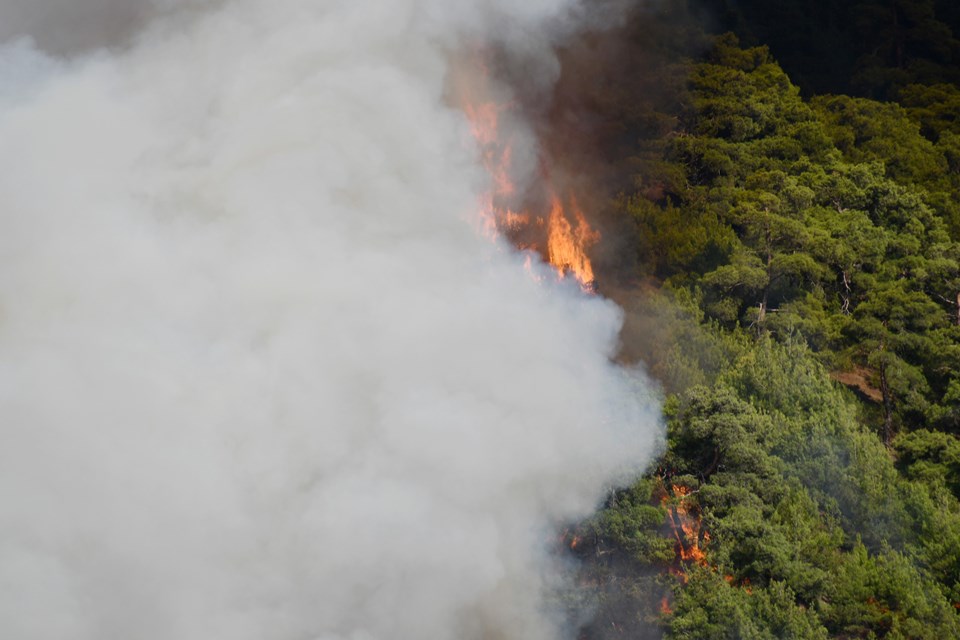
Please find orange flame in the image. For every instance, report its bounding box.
[547,196,599,287]
[660,596,673,616]
[455,53,599,291]
[663,485,708,566]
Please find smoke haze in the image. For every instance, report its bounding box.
[0,1,660,638]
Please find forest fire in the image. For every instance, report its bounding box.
[455,55,600,292]
[663,485,708,568]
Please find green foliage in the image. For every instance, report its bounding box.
[583,319,960,638]
[670,568,828,639]
[812,95,947,186]
[823,542,960,638]
[573,16,960,640]
[894,429,960,496]
[591,479,676,564]
[898,83,960,140]
[615,32,960,438]
[627,197,735,278]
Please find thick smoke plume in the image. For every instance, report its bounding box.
[0,1,660,638]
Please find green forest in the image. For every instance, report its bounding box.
[554,1,960,637]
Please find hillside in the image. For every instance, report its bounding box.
[553,4,960,637]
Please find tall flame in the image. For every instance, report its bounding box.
[456,55,599,291]
[547,196,599,286]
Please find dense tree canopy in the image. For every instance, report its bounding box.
[557,7,960,637]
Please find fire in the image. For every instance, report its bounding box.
[658,483,759,609]
[660,596,673,616]
[547,196,599,286]
[663,485,708,566]
[500,210,531,230]
[455,53,599,291]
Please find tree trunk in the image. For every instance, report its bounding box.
[758,246,773,327]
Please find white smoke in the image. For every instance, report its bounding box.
[0,1,660,639]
